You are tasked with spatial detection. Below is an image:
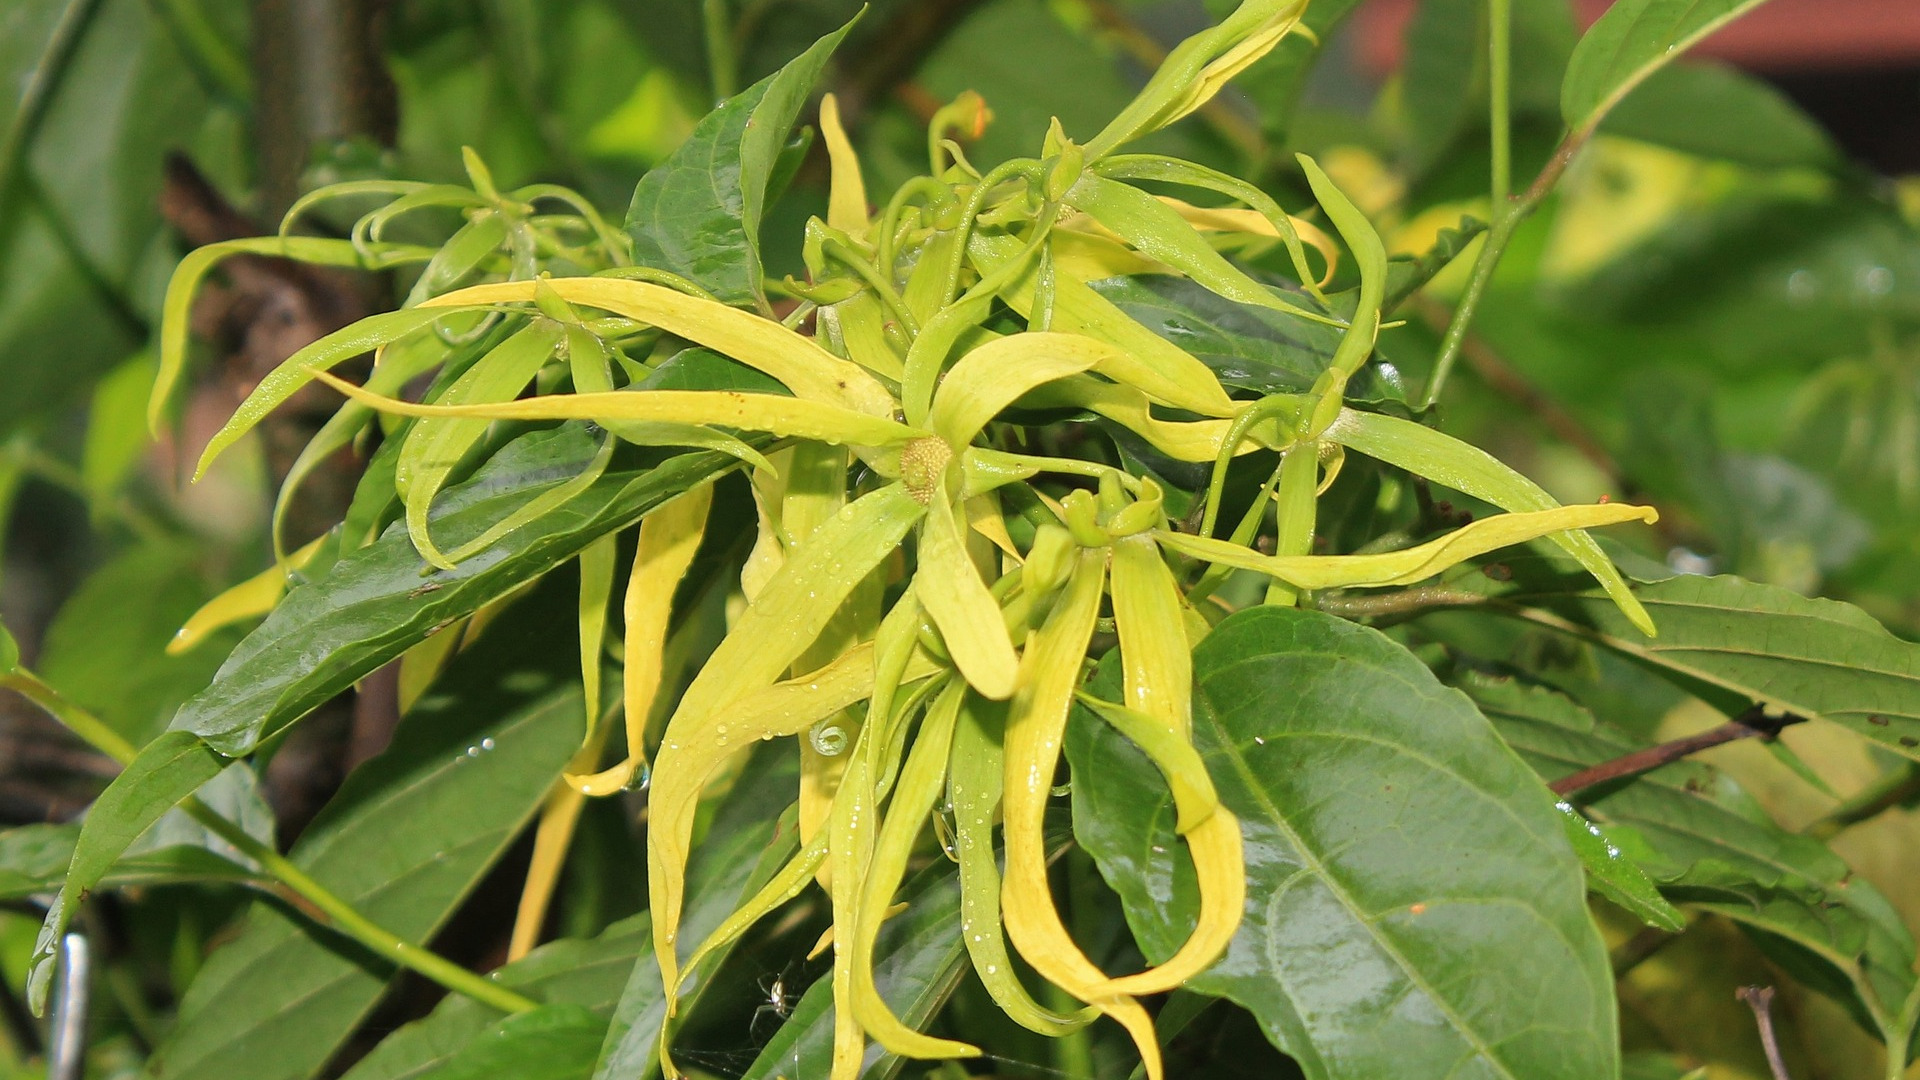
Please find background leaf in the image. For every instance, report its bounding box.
[171,429,733,756]
[590,742,799,1080]
[739,860,967,1080]
[1561,0,1775,133]
[1463,669,1917,1035]
[146,585,587,1080]
[1068,606,1616,1080]
[623,18,854,309]
[1492,564,1920,762]
[37,541,242,746]
[1600,61,1838,170]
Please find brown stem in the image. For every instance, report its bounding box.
[1737,985,1794,1080]
[1549,706,1805,797]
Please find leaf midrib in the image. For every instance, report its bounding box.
[1196,660,1525,1078]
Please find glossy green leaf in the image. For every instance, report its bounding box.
[1464,670,1916,1034]
[191,307,467,477]
[146,601,588,1080]
[1602,61,1838,170]
[739,860,967,1080]
[1561,0,1776,133]
[170,428,737,756]
[27,729,225,1011]
[0,618,17,673]
[1067,607,1616,1079]
[1088,276,1404,402]
[0,824,257,901]
[414,1005,603,1080]
[340,913,652,1080]
[1493,565,1920,762]
[624,17,855,309]
[1551,801,1684,931]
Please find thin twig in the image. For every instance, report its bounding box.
[1420,127,1591,409]
[1736,985,1793,1080]
[1549,706,1805,797]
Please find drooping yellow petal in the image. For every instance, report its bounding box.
[418,278,897,417]
[167,535,327,655]
[1021,376,1292,463]
[313,369,925,449]
[648,484,926,1008]
[153,235,435,435]
[818,290,906,381]
[917,489,1019,700]
[1323,407,1658,636]
[972,233,1235,419]
[1082,534,1246,998]
[819,93,870,239]
[576,534,617,737]
[828,593,935,1079]
[1000,548,1164,1080]
[568,483,713,796]
[1063,174,1334,326]
[927,331,1114,449]
[951,695,1097,1036]
[849,679,979,1059]
[1155,503,1660,590]
[395,321,566,569]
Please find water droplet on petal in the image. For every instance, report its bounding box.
[810,722,849,756]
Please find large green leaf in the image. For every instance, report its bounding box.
[1463,670,1916,1034]
[1560,0,1775,134]
[415,1006,604,1080]
[1067,607,1616,1080]
[1488,563,1920,762]
[1088,276,1405,403]
[338,913,649,1080]
[1600,61,1837,170]
[590,743,799,1080]
[739,860,967,1080]
[0,823,257,900]
[26,728,225,1010]
[623,17,855,309]
[335,742,798,1080]
[145,595,588,1080]
[171,427,734,756]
